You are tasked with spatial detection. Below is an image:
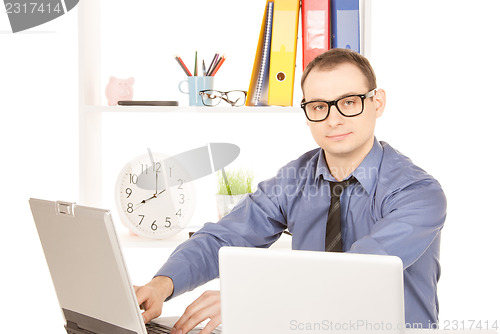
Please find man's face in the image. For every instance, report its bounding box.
[302,63,385,168]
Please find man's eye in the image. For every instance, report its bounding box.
[340,96,362,108]
[312,103,327,111]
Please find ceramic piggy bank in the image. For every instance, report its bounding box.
[105,76,135,106]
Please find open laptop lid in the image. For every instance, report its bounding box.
[219,247,406,334]
[29,198,147,334]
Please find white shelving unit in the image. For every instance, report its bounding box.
[77,0,371,219]
[78,0,102,208]
[74,0,372,316]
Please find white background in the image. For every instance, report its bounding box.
[1,0,499,332]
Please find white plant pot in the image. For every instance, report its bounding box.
[215,194,248,219]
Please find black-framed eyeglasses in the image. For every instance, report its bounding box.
[301,89,376,122]
[199,90,247,107]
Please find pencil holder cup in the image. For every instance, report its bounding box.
[178,76,214,106]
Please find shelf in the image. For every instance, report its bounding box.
[82,105,302,114]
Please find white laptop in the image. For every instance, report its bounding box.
[29,198,219,334]
[219,246,406,334]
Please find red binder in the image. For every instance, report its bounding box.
[301,0,330,70]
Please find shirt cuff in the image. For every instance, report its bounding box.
[154,257,194,301]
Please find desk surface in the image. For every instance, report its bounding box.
[406,331,497,334]
[152,319,498,334]
[150,319,498,334]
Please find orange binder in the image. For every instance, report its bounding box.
[267,0,300,107]
[302,0,330,70]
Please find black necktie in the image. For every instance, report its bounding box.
[325,177,354,252]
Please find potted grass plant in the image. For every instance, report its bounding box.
[216,168,254,219]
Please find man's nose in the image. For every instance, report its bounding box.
[325,106,345,126]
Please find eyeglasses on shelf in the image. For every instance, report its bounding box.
[199,90,248,107]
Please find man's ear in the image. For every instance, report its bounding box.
[302,96,311,127]
[374,89,386,118]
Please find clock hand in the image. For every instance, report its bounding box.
[136,194,156,207]
[136,148,165,209]
[147,148,160,196]
[136,188,167,207]
[136,190,161,206]
[155,169,159,195]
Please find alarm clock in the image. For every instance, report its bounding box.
[115,151,195,239]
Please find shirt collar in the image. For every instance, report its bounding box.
[315,150,334,182]
[352,138,383,195]
[315,137,383,195]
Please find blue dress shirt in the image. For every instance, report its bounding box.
[156,138,447,327]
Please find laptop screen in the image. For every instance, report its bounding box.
[29,199,147,334]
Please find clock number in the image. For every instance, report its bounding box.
[138,215,145,225]
[176,208,182,217]
[141,164,148,174]
[178,179,184,190]
[127,203,134,213]
[151,220,158,231]
[165,217,172,228]
[125,188,132,198]
[155,162,162,172]
[129,173,138,184]
[179,193,185,204]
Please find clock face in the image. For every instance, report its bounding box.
[115,152,195,239]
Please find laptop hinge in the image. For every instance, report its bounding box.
[65,321,95,334]
[63,309,138,334]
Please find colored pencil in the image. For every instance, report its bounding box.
[175,56,192,76]
[206,53,219,77]
[208,56,222,76]
[194,51,198,76]
[211,55,226,76]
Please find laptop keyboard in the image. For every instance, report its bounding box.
[146,322,173,333]
[146,322,221,334]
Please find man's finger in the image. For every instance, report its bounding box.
[142,307,161,324]
[174,307,206,334]
[199,318,221,334]
[175,302,215,333]
[135,286,148,306]
[134,286,159,323]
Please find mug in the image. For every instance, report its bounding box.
[178,76,214,106]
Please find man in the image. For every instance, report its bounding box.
[135,48,447,333]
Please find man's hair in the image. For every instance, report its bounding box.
[301,48,377,93]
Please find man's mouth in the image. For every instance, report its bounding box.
[326,132,352,141]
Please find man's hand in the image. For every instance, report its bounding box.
[134,276,174,324]
[172,290,221,334]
